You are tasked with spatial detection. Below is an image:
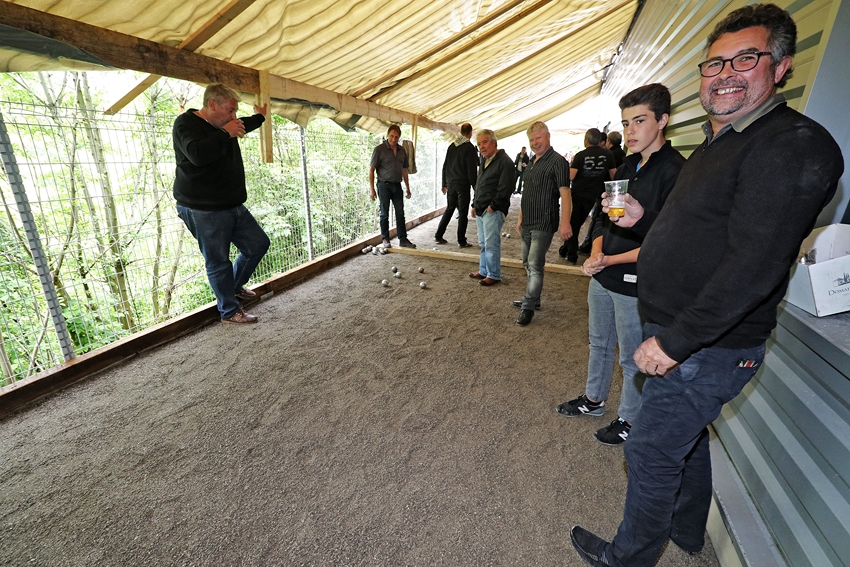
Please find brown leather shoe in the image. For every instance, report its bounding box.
[221,309,259,324]
[469,272,485,279]
[479,277,500,286]
[235,287,257,300]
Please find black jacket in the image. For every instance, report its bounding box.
[473,149,514,216]
[441,140,478,189]
[591,141,685,296]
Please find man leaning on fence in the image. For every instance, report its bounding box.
[172,83,270,325]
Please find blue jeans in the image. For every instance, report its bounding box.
[520,226,553,309]
[177,205,270,319]
[377,181,407,240]
[475,210,505,280]
[586,278,644,423]
[605,323,766,567]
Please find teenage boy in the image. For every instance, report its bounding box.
[557,84,685,446]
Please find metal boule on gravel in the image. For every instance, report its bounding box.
[419,282,427,289]
[394,272,401,278]
[418,267,424,273]
[391,266,398,273]
[381,279,389,287]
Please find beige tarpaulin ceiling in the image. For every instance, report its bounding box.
[0,0,639,138]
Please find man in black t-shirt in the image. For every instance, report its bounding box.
[559,128,615,264]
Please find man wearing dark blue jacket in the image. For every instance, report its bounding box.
[570,5,844,566]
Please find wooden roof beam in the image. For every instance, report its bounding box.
[0,2,456,133]
[104,0,259,114]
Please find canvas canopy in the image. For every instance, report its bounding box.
[0,0,639,137]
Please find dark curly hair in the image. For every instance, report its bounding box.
[706,3,796,88]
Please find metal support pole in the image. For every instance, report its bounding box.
[0,112,75,361]
[299,126,314,261]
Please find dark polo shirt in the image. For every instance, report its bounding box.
[370,141,408,183]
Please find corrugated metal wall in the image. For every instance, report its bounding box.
[602,1,849,566]
[716,305,850,567]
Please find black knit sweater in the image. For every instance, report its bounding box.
[172,109,265,210]
[634,102,843,362]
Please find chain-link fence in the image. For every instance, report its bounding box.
[0,95,443,387]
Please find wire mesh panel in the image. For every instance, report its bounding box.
[0,73,442,387]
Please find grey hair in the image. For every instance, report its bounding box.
[476,129,498,144]
[203,83,241,107]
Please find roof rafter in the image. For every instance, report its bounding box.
[351,0,528,98]
[104,0,259,114]
[367,0,557,102]
[420,0,632,116]
[0,1,456,133]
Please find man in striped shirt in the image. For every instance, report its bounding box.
[513,121,572,326]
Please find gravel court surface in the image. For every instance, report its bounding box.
[0,195,721,567]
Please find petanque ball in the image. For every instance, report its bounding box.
[392,266,398,273]
[394,272,402,278]
[381,279,389,287]
[418,267,424,273]
[419,282,427,289]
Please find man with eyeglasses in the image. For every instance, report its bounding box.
[569,4,843,567]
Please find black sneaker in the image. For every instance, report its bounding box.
[458,242,473,248]
[399,239,417,249]
[595,417,631,445]
[570,525,613,566]
[557,394,604,417]
[565,257,578,266]
[434,237,448,244]
[511,299,541,310]
[515,309,534,326]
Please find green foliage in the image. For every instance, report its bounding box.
[0,71,441,384]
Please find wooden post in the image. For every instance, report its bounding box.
[258,70,273,163]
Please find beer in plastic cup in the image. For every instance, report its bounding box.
[605,180,629,218]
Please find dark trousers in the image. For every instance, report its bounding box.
[377,181,407,240]
[515,171,524,193]
[435,183,471,244]
[605,323,766,567]
[559,190,596,260]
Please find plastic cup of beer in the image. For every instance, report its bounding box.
[605,180,629,218]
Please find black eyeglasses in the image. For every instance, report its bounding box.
[697,51,772,77]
